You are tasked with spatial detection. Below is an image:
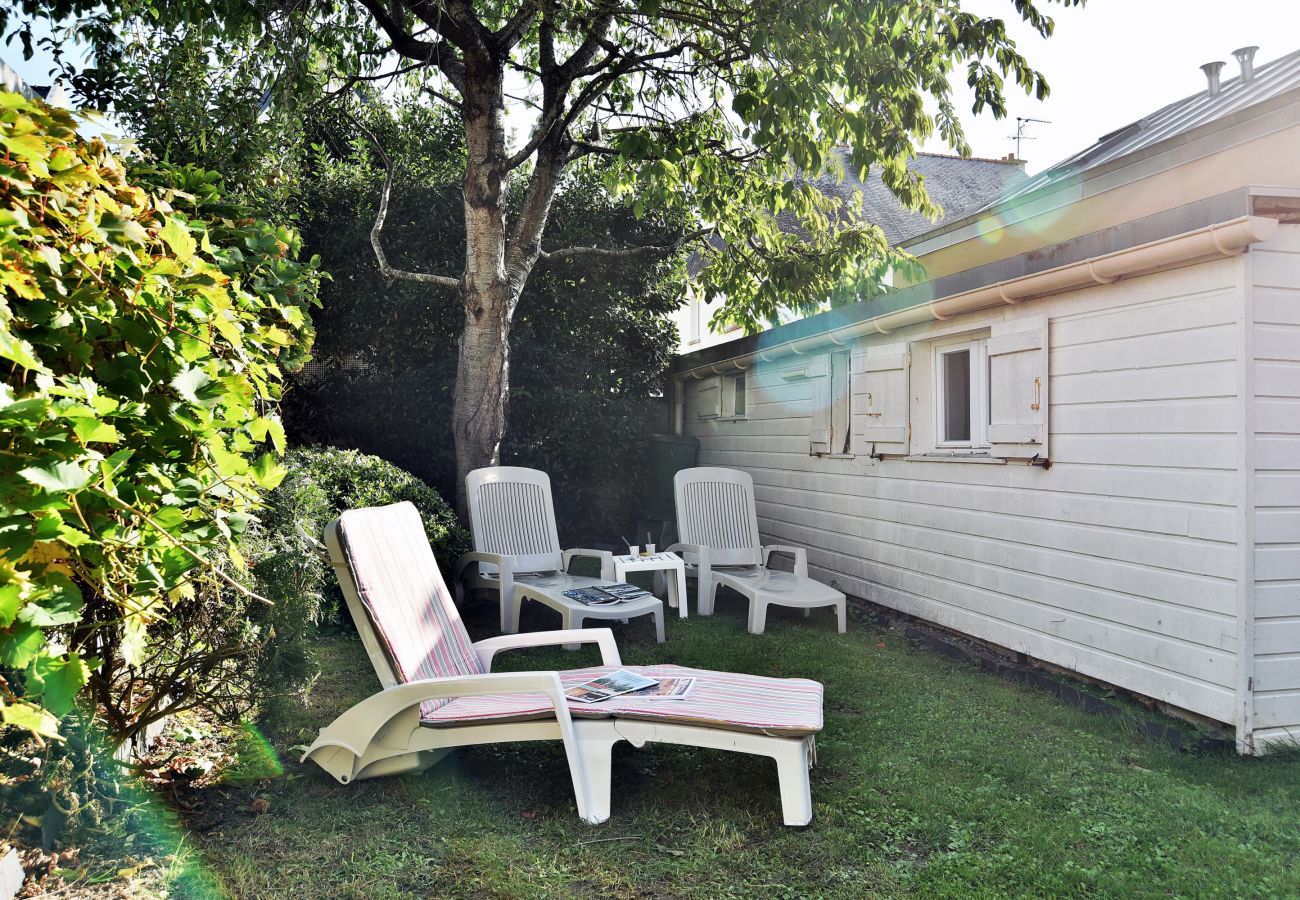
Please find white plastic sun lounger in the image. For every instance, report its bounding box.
[453,466,664,643]
[669,467,847,636]
[301,501,824,825]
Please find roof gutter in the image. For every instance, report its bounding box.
[677,215,1279,379]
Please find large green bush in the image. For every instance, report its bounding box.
[0,94,319,744]
[242,447,468,699]
[282,100,680,539]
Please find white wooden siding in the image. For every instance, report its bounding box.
[1247,226,1300,746]
[686,257,1247,726]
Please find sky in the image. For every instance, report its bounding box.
[4,1,1300,175]
[921,0,1300,172]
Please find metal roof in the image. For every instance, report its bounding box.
[990,46,1300,210]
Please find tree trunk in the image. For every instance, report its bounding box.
[453,65,514,515]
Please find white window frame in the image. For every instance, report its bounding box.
[722,371,748,419]
[933,336,990,450]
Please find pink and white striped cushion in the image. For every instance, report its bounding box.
[337,503,484,716]
[418,665,823,737]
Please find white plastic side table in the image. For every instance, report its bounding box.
[609,551,689,618]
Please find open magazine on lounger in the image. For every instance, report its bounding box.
[564,669,697,703]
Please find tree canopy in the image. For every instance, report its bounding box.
[34,0,1080,329]
[9,0,1083,502]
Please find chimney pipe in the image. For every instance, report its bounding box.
[1201,60,1225,96]
[1233,46,1259,82]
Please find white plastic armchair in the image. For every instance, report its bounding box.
[457,467,616,632]
[673,467,846,634]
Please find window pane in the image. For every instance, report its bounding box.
[733,375,746,416]
[943,349,971,441]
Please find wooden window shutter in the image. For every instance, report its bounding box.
[853,342,910,456]
[696,376,721,420]
[809,368,832,454]
[988,316,1049,459]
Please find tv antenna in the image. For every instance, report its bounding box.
[1009,116,1051,159]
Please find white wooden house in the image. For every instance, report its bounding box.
[672,46,1300,753]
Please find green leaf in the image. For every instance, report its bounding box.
[170,367,213,404]
[72,417,120,444]
[19,462,93,493]
[250,452,285,490]
[0,583,24,628]
[0,622,44,669]
[0,700,60,739]
[120,617,149,668]
[18,574,83,628]
[0,327,50,373]
[159,216,197,261]
[28,652,89,718]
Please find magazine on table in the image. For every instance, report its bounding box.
[561,582,651,606]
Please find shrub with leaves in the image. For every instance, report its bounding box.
[242,446,468,701]
[0,94,320,745]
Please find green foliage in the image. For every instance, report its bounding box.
[242,447,468,697]
[0,93,320,743]
[284,101,679,536]
[49,0,1083,331]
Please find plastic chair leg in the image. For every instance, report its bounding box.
[774,738,813,826]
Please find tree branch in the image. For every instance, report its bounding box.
[359,122,462,290]
[493,2,541,52]
[356,0,468,92]
[538,228,713,265]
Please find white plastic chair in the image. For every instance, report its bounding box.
[301,501,824,825]
[453,467,663,642]
[669,467,847,635]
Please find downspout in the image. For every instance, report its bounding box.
[1234,244,1259,753]
[673,376,685,435]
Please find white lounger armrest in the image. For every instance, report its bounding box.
[473,628,622,669]
[302,670,572,764]
[562,548,614,580]
[762,545,809,578]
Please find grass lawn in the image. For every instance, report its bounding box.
[150,594,1300,898]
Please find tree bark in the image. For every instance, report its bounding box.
[452,62,514,514]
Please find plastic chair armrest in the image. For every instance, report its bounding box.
[762,545,808,577]
[563,548,614,579]
[473,628,622,669]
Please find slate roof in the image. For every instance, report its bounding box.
[687,148,1027,276]
[985,46,1300,214]
[803,148,1029,245]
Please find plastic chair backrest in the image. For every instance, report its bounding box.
[465,466,565,574]
[327,502,484,696]
[673,467,763,567]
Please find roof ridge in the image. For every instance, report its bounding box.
[913,151,1024,165]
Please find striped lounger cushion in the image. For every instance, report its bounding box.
[337,503,485,718]
[419,664,823,737]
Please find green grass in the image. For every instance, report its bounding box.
[161,596,1300,898]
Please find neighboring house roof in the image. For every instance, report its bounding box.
[0,59,67,107]
[797,148,1029,245]
[687,147,1027,276]
[985,46,1300,214]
